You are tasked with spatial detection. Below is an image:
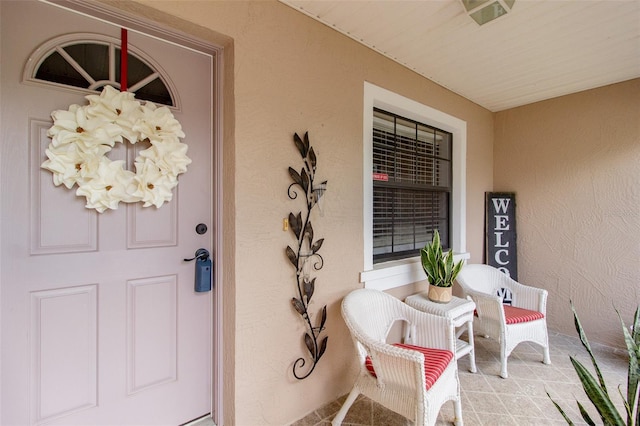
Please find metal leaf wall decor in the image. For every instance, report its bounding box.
[287,131,328,380]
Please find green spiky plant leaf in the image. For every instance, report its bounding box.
[546,390,577,425]
[572,302,609,394]
[619,307,640,425]
[549,302,639,426]
[570,356,625,425]
[577,401,597,426]
[420,230,463,287]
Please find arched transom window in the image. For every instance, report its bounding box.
[24,33,177,107]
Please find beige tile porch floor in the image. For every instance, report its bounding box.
[292,330,630,425]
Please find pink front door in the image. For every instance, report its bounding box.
[1,2,214,424]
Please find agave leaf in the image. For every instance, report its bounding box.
[632,381,640,426]
[422,231,445,285]
[305,222,314,248]
[436,261,446,286]
[421,248,435,279]
[550,303,640,426]
[288,167,303,188]
[317,336,328,361]
[301,168,309,193]
[632,307,640,426]
[571,301,609,393]
[576,401,597,426]
[311,238,324,254]
[304,332,315,357]
[303,278,315,301]
[619,307,640,425]
[431,238,443,263]
[308,146,317,169]
[432,229,441,249]
[420,247,428,263]
[451,256,464,280]
[319,305,327,331]
[619,385,635,425]
[546,391,576,426]
[570,356,625,425]
[444,250,464,286]
[422,243,440,282]
[445,249,454,267]
[633,307,640,346]
[292,297,306,316]
[444,251,454,283]
[293,133,307,158]
[286,246,297,268]
[425,243,435,261]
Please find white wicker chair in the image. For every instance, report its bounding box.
[456,264,551,378]
[333,288,462,426]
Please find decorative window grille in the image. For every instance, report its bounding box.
[26,37,175,107]
[372,108,453,262]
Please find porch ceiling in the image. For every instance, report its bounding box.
[279,0,640,112]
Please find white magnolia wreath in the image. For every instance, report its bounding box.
[41,85,191,213]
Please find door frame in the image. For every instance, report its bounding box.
[38,1,226,423]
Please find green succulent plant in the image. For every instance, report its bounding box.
[420,230,464,288]
[548,302,639,426]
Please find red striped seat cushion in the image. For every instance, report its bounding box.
[365,343,453,389]
[504,305,544,324]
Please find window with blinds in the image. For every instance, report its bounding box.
[372,108,453,262]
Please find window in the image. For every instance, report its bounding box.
[373,108,453,262]
[361,82,468,291]
[24,35,176,107]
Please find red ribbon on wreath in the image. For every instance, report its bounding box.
[120,28,128,92]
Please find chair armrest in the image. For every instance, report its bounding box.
[464,288,505,324]
[365,340,427,391]
[508,281,548,314]
[406,309,456,352]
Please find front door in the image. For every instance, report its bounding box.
[1,2,214,424]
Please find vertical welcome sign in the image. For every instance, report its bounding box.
[485,192,517,280]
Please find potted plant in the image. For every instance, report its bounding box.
[548,302,639,425]
[420,230,464,303]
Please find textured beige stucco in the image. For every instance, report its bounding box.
[74,1,640,424]
[104,1,494,424]
[494,79,640,348]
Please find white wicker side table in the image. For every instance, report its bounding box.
[404,293,477,373]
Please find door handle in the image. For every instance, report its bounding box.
[184,248,212,292]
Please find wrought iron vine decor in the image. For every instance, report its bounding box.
[286,132,328,380]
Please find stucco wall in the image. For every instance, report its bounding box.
[115,1,494,424]
[494,79,640,348]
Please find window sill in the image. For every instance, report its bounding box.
[360,252,470,291]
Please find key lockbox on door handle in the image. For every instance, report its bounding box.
[184,248,212,292]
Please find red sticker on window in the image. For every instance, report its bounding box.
[373,173,389,181]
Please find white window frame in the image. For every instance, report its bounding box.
[361,82,469,291]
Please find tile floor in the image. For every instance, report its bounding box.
[292,330,630,425]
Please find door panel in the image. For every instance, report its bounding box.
[1,2,213,424]
[31,285,98,423]
[127,276,178,394]
[30,119,99,254]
